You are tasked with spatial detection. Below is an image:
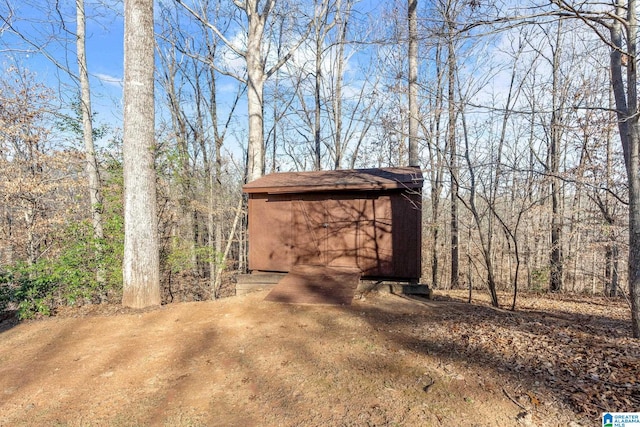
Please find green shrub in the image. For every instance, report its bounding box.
[3,260,58,319]
[529,267,549,292]
[0,140,126,320]
[0,270,15,312]
[1,218,124,320]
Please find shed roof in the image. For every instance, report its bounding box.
[243,167,423,194]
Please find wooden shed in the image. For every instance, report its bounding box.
[242,167,423,282]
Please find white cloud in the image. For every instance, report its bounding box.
[94,72,123,88]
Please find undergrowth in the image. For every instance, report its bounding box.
[0,219,123,320]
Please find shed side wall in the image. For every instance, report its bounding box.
[248,194,293,272]
[248,190,421,281]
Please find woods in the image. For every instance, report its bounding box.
[0,0,639,336]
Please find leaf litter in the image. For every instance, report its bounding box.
[425,290,640,418]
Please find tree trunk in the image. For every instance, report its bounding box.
[408,0,419,167]
[549,19,564,292]
[245,0,268,182]
[314,21,322,171]
[605,102,618,298]
[246,67,265,182]
[332,0,347,170]
[626,0,640,340]
[427,42,445,288]
[605,243,619,297]
[448,29,459,289]
[122,0,160,308]
[608,0,640,336]
[76,0,105,288]
[628,121,640,337]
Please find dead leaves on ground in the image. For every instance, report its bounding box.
[422,291,640,417]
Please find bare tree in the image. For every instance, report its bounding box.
[441,0,460,289]
[176,0,322,181]
[408,0,419,167]
[76,0,106,289]
[421,38,447,288]
[549,0,640,336]
[270,0,380,171]
[548,19,566,292]
[312,0,337,169]
[156,17,198,275]
[329,0,350,169]
[122,0,161,308]
[459,108,499,306]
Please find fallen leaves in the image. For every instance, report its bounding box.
[423,290,640,417]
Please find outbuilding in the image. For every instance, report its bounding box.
[242,167,423,283]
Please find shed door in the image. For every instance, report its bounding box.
[358,196,393,276]
[292,197,361,268]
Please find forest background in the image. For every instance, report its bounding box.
[0,0,637,335]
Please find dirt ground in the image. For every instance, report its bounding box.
[0,288,637,426]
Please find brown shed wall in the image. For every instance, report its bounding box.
[244,168,423,281]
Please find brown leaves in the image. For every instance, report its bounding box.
[0,69,88,262]
[426,291,640,417]
[525,391,540,407]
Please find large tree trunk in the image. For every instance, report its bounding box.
[246,52,265,182]
[245,1,268,183]
[122,0,161,308]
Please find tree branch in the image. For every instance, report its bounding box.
[265,0,329,79]
[174,0,247,59]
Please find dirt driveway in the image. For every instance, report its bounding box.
[0,289,634,426]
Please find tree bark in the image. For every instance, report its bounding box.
[447,23,459,289]
[245,0,271,182]
[408,0,419,167]
[596,0,640,335]
[76,0,105,287]
[314,16,323,171]
[122,0,161,308]
[426,42,445,288]
[608,0,640,337]
[332,0,347,169]
[549,19,564,292]
[624,0,640,338]
[246,31,266,181]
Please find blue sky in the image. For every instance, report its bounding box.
[1,0,530,171]
[1,0,386,122]
[1,0,125,127]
